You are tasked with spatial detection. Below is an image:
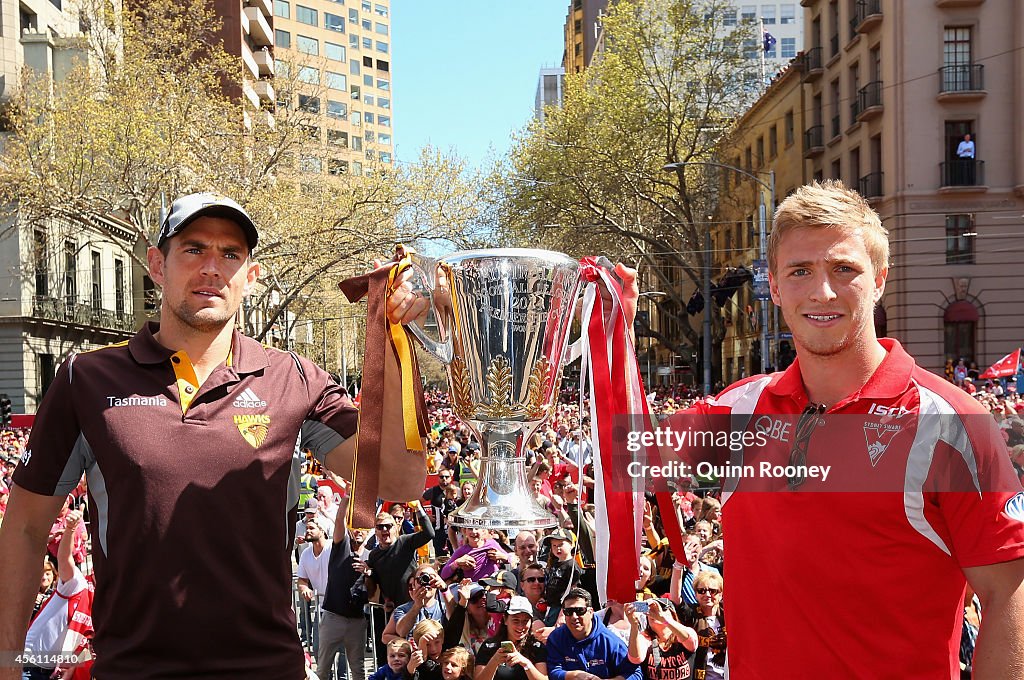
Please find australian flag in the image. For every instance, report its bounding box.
[763,31,777,53]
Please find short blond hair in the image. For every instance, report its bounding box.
[387,639,412,657]
[769,180,888,276]
[693,570,723,592]
[411,618,444,645]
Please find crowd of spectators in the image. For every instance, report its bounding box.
[3,359,1023,679]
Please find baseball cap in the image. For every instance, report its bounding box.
[448,582,485,600]
[303,498,320,514]
[506,596,533,616]
[157,192,258,251]
[479,570,518,590]
[543,528,577,545]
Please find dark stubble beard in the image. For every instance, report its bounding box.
[171,297,236,334]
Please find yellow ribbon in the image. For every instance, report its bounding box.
[388,249,426,452]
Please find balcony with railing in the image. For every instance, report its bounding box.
[852,0,882,33]
[858,171,884,198]
[801,46,824,80]
[31,296,136,334]
[804,125,825,157]
[940,160,986,189]
[937,64,985,101]
[855,81,883,121]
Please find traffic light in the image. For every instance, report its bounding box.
[0,394,11,428]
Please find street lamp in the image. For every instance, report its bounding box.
[662,161,776,384]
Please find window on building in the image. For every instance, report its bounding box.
[375,22,388,35]
[365,130,375,142]
[756,136,764,167]
[299,66,319,84]
[33,228,48,297]
[325,12,345,32]
[377,78,389,90]
[363,74,373,86]
[349,8,359,22]
[352,111,362,125]
[37,353,56,398]
[326,71,347,90]
[296,5,317,26]
[781,37,796,59]
[740,5,756,21]
[64,241,77,310]
[274,0,290,19]
[114,258,125,317]
[326,42,346,62]
[300,156,323,173]
[275,29,291,49]
[769,125,778,158]
[745,146,753,172]
[375,4,388,17]
[943,26,972,66]
[363,37,373,49]
[329,160,349,175]
[363,94,375,106]
[353,161,363,175]
[351,136,363,151]
[830,158,841,180]
[784,109,794,146]
[376,59,389,72]
[327,100,348,119]
[297,35,319,55]
[361,18,371,30]
[780,3,796,23]
[363,112,374,124]
[350,85,361,100]
[379,133,391,145]
[327,129,349,147]
[379,115,391,127]
[946,214,976,264]
[350,59,361,75]
[944,302,977,364]
[723,8,737,25]
[376,40,389,53]
[378,97,390,109]
[743,38,758,59]
[299,94,320,113]
[350,33,359,48]
[761,5,775,24]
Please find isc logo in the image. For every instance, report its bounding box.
[867,403,910,418]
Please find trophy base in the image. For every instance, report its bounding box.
[449,502,558,531]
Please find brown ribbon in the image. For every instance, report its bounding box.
[338,258,430,528]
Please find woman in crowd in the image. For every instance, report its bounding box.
[474,596,547,680]
[677,571,726,680]
[441,528,508,582]
[443,580,491,654]
[625,598,697,680]
[699,498,722,537]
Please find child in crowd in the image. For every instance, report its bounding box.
[408,619,445,680]
[370,639,413,680]
[438,646,474,680]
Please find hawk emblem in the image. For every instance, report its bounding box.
[234,414,271,449]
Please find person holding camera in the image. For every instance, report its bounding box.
[474,596,547,680]
[383,565,449,644]
[624,599,697,680]
[546,588,641,680]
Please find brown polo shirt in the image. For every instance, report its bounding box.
[14,322,358,679]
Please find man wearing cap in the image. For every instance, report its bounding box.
[0,192,426,680]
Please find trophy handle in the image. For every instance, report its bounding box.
[404,254,454,364]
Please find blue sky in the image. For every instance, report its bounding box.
[391,1,568,171]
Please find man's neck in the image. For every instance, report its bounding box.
[311,538,327,555]
[154,315,235,386]
[796,337,888,407]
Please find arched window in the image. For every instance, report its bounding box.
[943,301,978,363]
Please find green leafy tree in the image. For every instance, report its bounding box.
[501,0,757,367]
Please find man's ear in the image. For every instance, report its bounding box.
[244,260,261,296]
[768,271,781,306]
[873,266,888,303]
[147,246,165,286]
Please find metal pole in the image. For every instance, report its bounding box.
[703,226,712,395]
[759,197,769,374]
[340,317,348,388]
[768,171,777,370]
[321,311,328,370]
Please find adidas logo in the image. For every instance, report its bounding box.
[232,387,267,408]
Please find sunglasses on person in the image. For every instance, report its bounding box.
[788,403,826,490]
[695,588,721,595]
[522,576,546,584]
[562,606,589,617]
[375,523,395,531]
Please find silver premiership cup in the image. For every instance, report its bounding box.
[407,249,582,530]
